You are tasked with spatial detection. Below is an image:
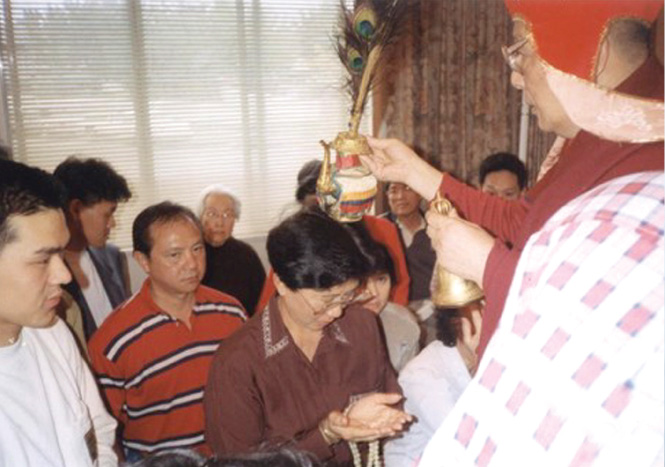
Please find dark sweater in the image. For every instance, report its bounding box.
[202,237,266,316]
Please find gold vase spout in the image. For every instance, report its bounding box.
[430,193,484,308]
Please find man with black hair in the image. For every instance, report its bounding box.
[54,156,132,340]
[88,201,246,458]
[384,182,436,307]
[0,159,117,466]
[205,207,411,464]
[479,152,527,200]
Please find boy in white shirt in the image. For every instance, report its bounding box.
[0,159,117,466]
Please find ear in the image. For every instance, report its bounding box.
[459,302,483,354]
[68,199,84,220]
[133,250,151,276]
[272,273,289,297]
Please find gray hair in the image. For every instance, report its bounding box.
[197,184,242,220]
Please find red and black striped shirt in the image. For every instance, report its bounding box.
[88,279,246,455]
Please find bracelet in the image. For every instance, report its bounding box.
[319,420,340,445]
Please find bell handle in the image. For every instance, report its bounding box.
[431,191,453,216]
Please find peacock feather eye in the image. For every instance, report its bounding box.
[348,49,364,72]
[353,7,377,40]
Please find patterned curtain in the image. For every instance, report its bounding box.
[373,0,555,196]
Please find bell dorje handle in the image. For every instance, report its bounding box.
[431,192,453,216]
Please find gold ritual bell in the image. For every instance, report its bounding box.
[430,193,484,308]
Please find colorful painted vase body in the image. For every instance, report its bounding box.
[317,131,377,222]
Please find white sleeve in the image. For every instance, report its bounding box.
[59,321,118,467]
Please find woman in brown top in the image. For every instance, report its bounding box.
[204,208,411,464]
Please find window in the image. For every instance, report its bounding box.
[0,0,370,248]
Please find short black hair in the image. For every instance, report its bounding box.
[478,152,527,190]
[54,156,131,206]
[0,144,12,160]
[267,207,371,291]
[295,160,322,203]
[133,201,202,256]
[344,221,396,283]
[0,160,66,253]
[435,307,462,347]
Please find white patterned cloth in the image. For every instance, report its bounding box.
[385,341,471,466]
[420,172,664,466]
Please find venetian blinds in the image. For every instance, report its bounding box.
[0,0,370,248]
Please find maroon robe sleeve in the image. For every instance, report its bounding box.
[438,174,529,245]
[478,240,521,360]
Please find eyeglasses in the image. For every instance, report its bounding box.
[501,37,529,73]
[203,209,235,221]
[299,283,371,316]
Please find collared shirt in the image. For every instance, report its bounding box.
[395,216,427,249]
[77,249,114,327]
[204,297,400,463]
[88,280,246,455]
[420,172,664,466]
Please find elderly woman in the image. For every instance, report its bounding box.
[204,208,411,465]
[197,185,265,316]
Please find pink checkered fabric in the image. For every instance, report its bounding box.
[419,172,664,466]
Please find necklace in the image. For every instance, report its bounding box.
[349,440,381,467]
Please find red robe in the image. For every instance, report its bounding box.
[255,214,411,314]
[438,56,664,360]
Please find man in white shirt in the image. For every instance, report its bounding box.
[0,159,117,466]
[54,157,132,343]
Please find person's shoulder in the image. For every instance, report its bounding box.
[363,214,397,230]
[197,284,241,303]
[25,318,82,361]
[399,341,448,381]
[102,243,122,255]
[211,311,263,364]
[383,302,419,324]
[381,303,420,336]
[88,288,149,350]
[339,305,381,338]
[228,236,251,250]
[89,243,123,262]
[196,284,248,322]
[230,238,263,263]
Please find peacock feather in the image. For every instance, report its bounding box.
[336,0,406,136]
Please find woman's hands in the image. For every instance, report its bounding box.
[319,393,412,444]
[360,137,443,201]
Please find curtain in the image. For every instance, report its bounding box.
[374,0,554,194]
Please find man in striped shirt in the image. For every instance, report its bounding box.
[88,202,246,459]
